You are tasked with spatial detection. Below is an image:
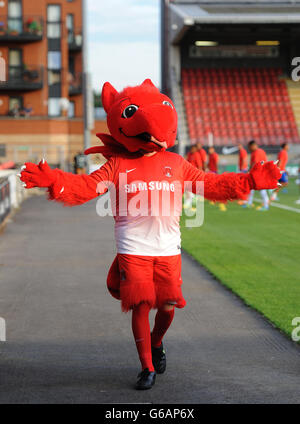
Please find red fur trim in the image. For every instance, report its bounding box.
[106,256,186,311]
[120,282,156,313]
[155,284,186,310]
[203,172,252,202]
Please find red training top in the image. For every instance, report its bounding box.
[188,152,203,170]
[198,148,207,165]
[208,152,218,173]
[277,149,288,171]
[250,148,267,168]
[239,148,248,171]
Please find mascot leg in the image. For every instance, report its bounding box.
[151,305,175,348]
[108,254,185,389]
[132,302,157,390]
[150,305,175,375]
[132,302,154,371]
[115,254,157,389]
[149,254,185,375]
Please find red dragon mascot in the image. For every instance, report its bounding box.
[20,79,281,390]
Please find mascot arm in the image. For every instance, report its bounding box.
[20,158,117,206]
[183,160,281,202]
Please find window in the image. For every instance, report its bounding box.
[8,0,22,18]
[9,49,22,79]
[48,70,61,86]
[48,51,61,70]
[8,0,22,33]
[47,5,61,39]
[47,23,61,39]
[68,101,75,118]
[48,52,61,89]
[47,5,61,22]
[66,14,74,31]
[48,98,61,117]
[9,49,22,66]
[67,14,74,43]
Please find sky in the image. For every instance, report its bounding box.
[87,0,160,92]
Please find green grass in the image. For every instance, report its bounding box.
[181,184,300,340]
[271,177,300,209]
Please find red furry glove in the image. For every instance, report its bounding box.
[19,159,58,189]
[249,161,281,190]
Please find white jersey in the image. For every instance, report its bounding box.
[91,150,203,256]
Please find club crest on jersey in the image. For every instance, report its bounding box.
[164,166,173,178]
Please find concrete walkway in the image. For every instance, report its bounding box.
[0,195,299,404]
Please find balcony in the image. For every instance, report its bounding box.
[0,16,43,43]
[68,72,82,96]
[0,65,44,91]
[68,28,82,51]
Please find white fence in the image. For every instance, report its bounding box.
[0,170,27,223]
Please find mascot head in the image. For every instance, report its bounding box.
[85,79,177,158]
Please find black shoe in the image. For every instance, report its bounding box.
[135,368,156,390]
[151,342,166,374]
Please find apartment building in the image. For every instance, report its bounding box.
[0,0,106,166]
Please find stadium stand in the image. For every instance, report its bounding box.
[182,67,300,145]
[161,0,300,154]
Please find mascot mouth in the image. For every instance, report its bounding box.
[119,128,167,149]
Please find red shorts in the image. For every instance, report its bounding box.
[107,254,186,312]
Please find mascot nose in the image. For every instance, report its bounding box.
[136,103,177,137]
[140,103,175,120]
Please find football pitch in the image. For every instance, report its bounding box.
[181,178,300,341]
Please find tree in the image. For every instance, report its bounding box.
[94,91,102,108]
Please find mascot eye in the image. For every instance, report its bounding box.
[122,105,139,118]
[162,100,173,109]
[163,100,173,109]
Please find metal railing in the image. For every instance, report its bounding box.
[68,28,82,50]
[0,16,43,40]
[0,64,44,91]
[0,178,10,223]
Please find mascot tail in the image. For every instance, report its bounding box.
[107,256,121,301]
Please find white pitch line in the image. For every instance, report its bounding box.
[269,202,300,214]
[254,197,300,214]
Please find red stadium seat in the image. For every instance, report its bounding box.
[181,67,300,145]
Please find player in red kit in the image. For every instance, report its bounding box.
[207,146,225,209]
[238,143,248,172]
[208,146,219,173]
[187,145,203,170]
[244,140,270,211]
[19,80,281,390]
[185,145,203,210]
[270,143,289,201]
[196,142,207,170]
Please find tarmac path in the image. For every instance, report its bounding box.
[0,195,299,404]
